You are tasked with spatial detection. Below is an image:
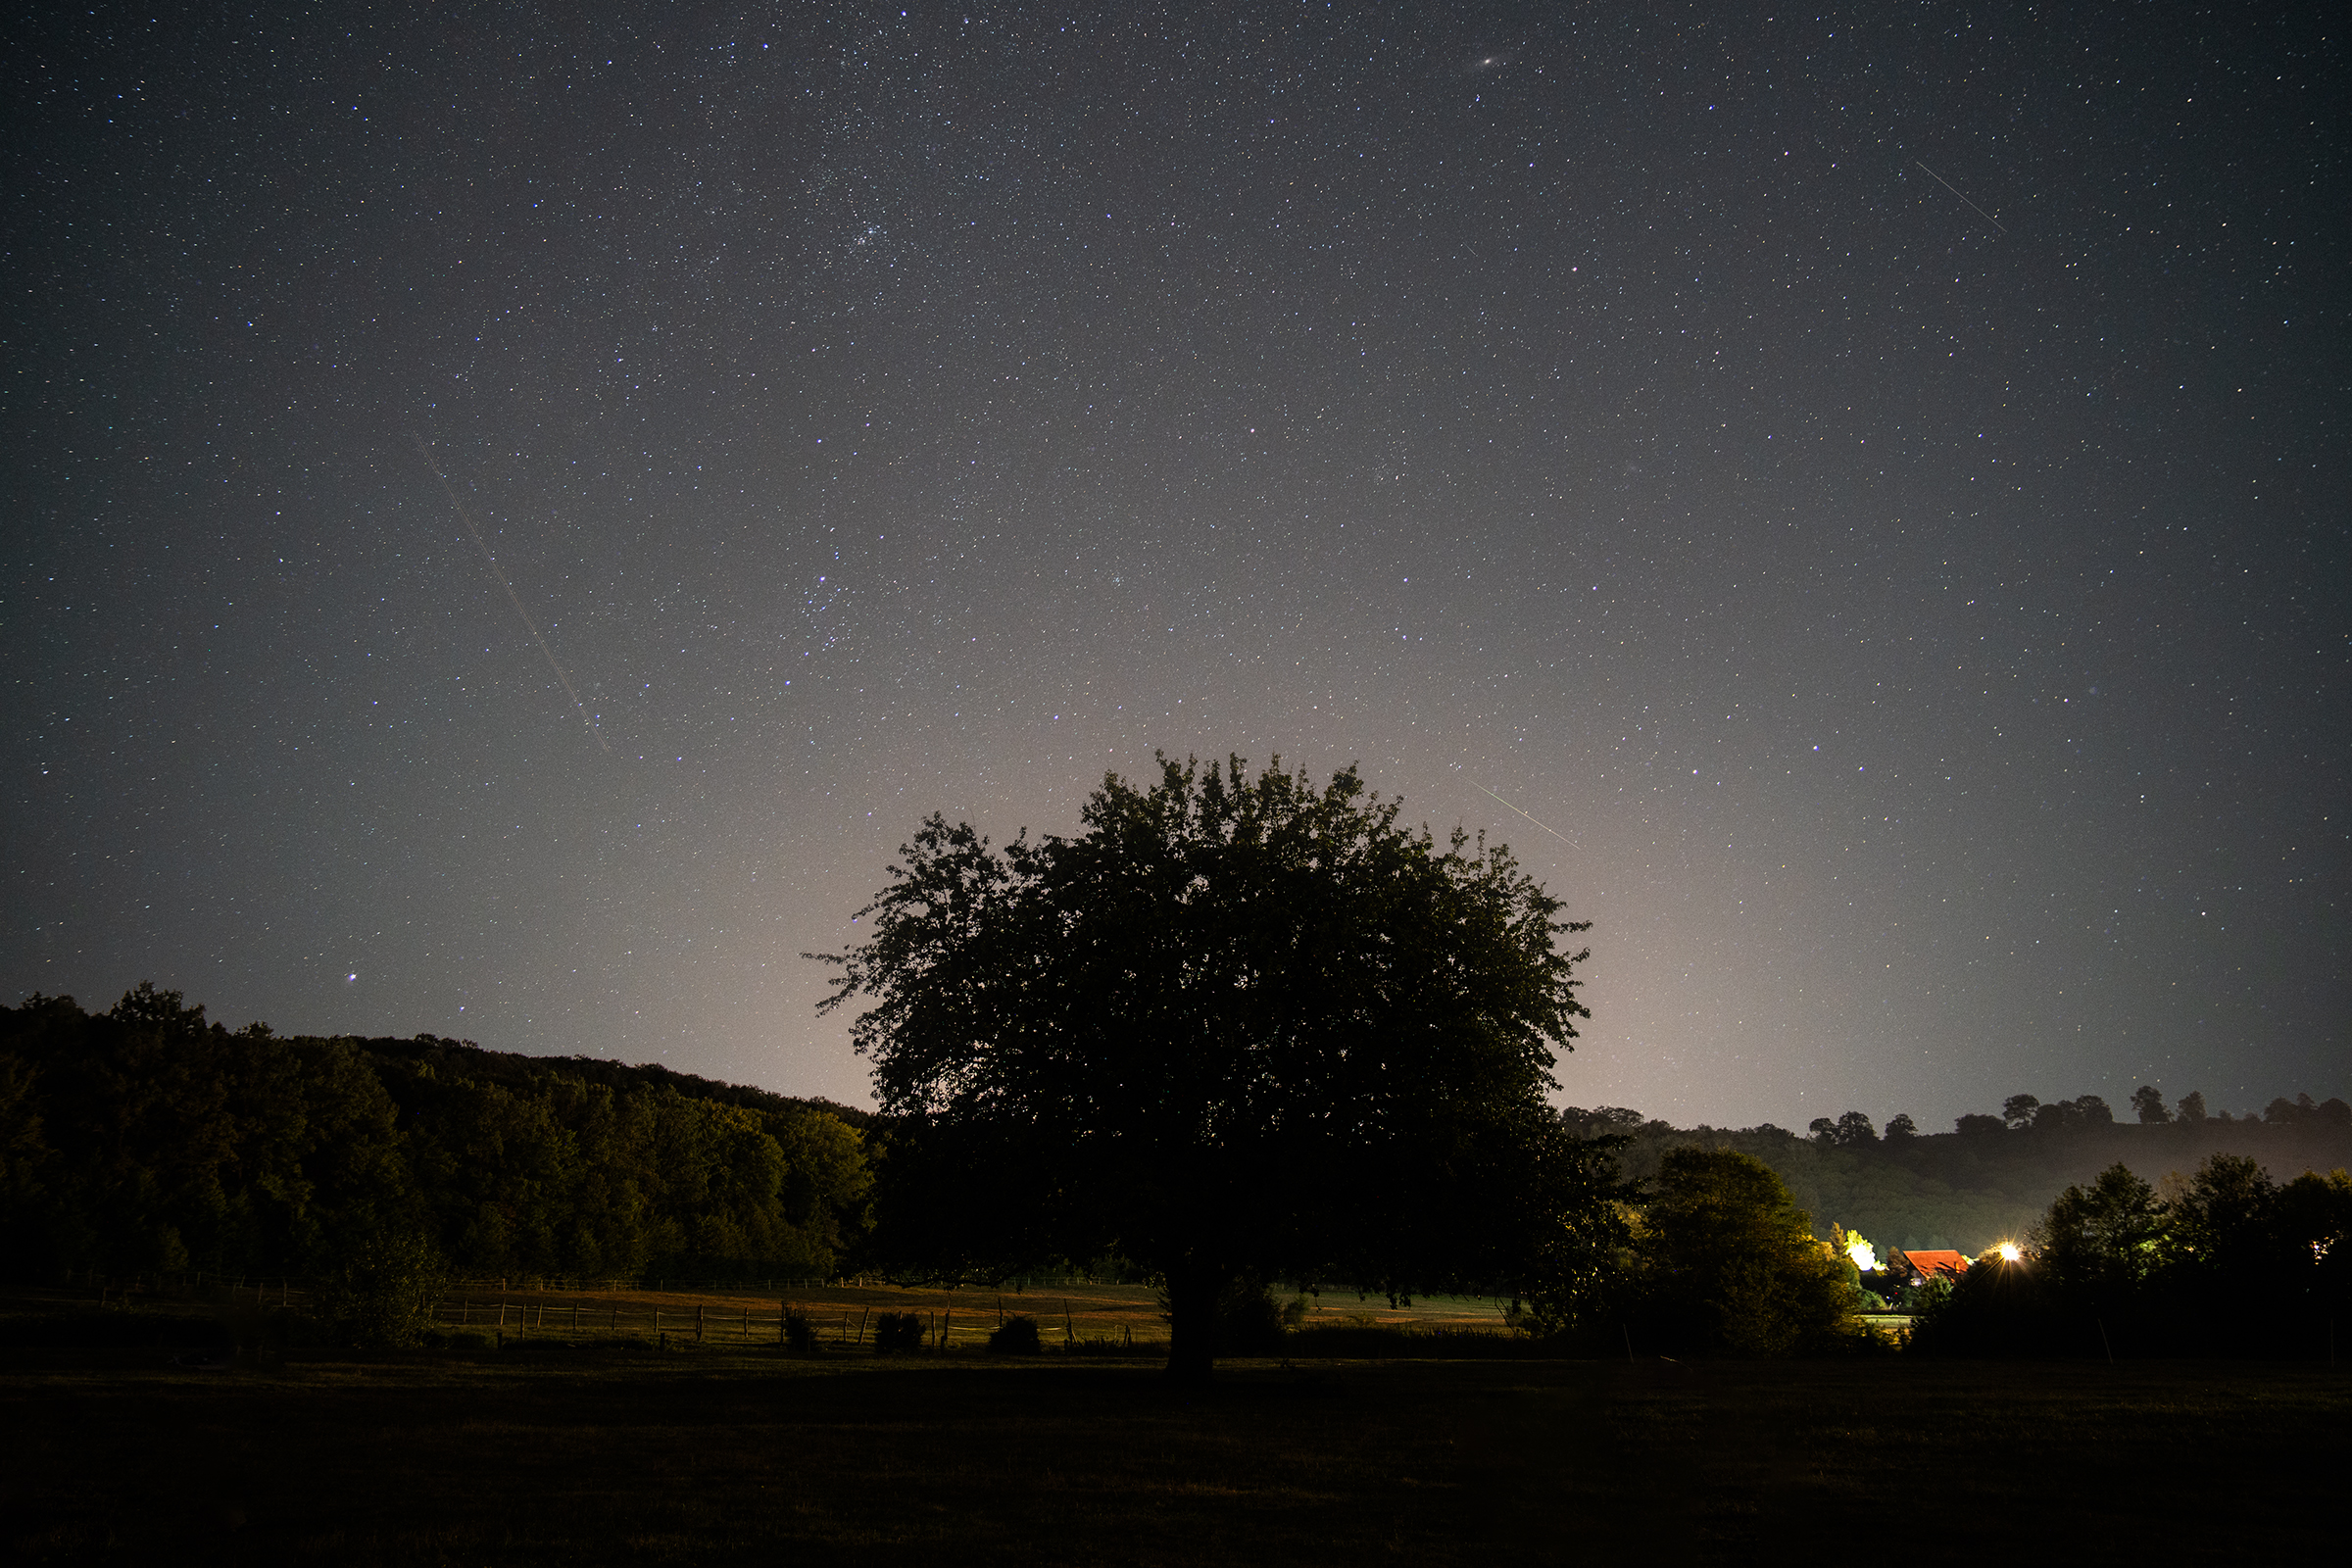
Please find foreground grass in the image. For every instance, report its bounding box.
[3,1299,2343,1564]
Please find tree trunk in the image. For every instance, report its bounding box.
[1162,1260,1225,1384]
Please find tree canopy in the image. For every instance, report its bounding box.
[1616,1147,1867,1357]
[818,755,1613,1379]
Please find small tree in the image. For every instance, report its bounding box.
[2034,1163,2161,1298]
[2130,1085,2171,1124]
[1621,1148,1864,1356]
[2175,1090,2208,1124]
[819,755,1619,1382]
[1883,1112,1918,1142]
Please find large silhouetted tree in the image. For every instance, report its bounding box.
[818,755,1614,1381]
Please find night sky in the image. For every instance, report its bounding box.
[8,4,2344,1130]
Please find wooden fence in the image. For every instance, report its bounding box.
[433,1297,1150,1352]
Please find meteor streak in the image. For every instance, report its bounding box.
[1468,779,1580,850]
[1915,161,2007,233]
[414,437,611,754]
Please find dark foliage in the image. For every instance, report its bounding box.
[870,1310,927,1352]
[1601,1148,1870,1357]
[987,1313,1044,1354]
[0,987,872,1286]
[1910,1155,2352,1357]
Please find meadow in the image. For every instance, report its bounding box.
[4,1282,2343,1564]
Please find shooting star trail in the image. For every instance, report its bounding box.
[414,436,611,754]
[1469,779,1581,851]
[1915,162,2007,233]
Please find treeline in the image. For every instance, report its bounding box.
[1909,1154,2352,1359]
[1563,1088,2352,1255]
[0,986,873,1286]
[1514,1132,2350,1363]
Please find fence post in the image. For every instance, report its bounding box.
[696,1303,705,1344]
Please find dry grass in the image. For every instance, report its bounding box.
[3,1284,2343,1564]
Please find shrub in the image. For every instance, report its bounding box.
[308,1230,446,1348]
[1214,1280,1298,1355]
[870,1310,926,1352]
[987,1314,1043,1354]
[782,1308,817,1352]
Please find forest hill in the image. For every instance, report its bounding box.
[1562,1095,2352,1255]
[0,985,873,1285]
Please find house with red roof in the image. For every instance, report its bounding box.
[1891,1250,1972,1288]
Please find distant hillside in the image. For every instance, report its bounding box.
[1565,1102,2352,1254]
[350,1032,874,1132]
[0,986,874,1284]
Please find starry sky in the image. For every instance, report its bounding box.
[7,3,2344,1130]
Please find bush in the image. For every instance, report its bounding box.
[1214,1280,1300,1355]
[308,1230,446,1348]
[1619,1148,1867,1357]
[870,1310,926,1352]
[782,1308,817,1352]
[987,1314,1043,1354]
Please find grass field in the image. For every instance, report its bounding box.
[4,1284,2342,1564]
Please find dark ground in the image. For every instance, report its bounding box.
[4,1292,2343,1564]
